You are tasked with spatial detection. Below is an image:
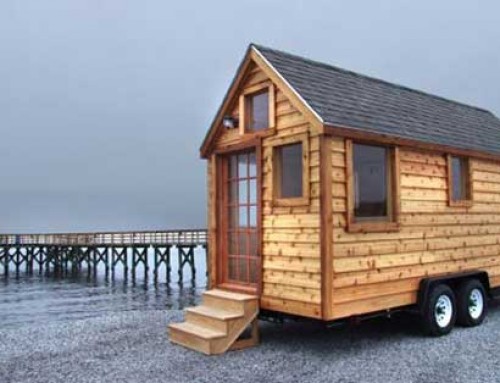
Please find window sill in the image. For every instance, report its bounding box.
[241,127,276,139]
[449,200,473,208]
[347,221,400,233]
[273,197,309,207]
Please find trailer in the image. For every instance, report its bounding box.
[169,44,500,354]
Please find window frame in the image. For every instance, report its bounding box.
[346,139,400,233]
[270,133,310,207]
[447,154,473,207]
[239,82,275,136]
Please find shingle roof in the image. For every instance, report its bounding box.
[253,44,500,156]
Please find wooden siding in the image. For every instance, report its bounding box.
[210,62,322,318]
[260,88,321,318]
[330,137,500,320]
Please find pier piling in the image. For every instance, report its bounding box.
[0,230,207,284]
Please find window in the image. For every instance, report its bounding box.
[276,143,303,198]
[239,82,275,134]
[353,143,390,219]
[246,91,269,131]
[347,140,399,232]
[271,134,309,206]
[448,155,472,205]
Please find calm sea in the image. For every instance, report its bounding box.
[0,248,207,329]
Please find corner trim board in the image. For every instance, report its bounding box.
[319,134,333,319]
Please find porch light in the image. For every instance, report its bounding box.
[223,115,238,129]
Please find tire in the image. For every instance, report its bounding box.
[456,279,488,327]
[423,284,457,336]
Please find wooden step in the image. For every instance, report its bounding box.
[169,288,259,355]
[202,289,257,312]
[168,322,226,355]
[186,305,243,332]
[203,289,257,301]
[169,322,226,339]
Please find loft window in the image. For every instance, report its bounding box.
[347,140,399,232]
[275,143,303,198]
[448,155,472,205]
[246,90,269,131]
[239,82,275,134]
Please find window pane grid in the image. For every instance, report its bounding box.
[227,176,257,182]
[225,150,259,285]
[227,203,257,207]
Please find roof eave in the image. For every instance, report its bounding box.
[324,123,500,162]
[199,45,255,159]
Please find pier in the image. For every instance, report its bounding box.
[0,229,207,283]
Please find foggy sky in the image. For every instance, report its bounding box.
[1,1,499,232]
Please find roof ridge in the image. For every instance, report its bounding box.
[251,43,491,114]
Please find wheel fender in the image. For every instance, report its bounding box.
[417,271,490,314]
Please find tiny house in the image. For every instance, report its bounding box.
[169,44,500,354]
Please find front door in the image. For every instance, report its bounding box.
[218,149,260,292]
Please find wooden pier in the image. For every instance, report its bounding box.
[0,230,207,283]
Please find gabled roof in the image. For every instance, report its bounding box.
[201,44,500,158]
[254,44,500,156]
[199,45,323,158]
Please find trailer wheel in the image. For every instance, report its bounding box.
[423,284,456,336]
[456,279,488,327]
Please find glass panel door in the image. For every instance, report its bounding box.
[223,150,259,286]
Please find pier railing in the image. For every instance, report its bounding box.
[0,229,208,246]
[0,229,208,282]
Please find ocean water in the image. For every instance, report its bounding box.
[0,247,207,329]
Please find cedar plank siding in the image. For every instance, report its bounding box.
[330,136,500,320]
[210,62,322,318]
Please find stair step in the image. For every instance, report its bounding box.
[202,289,258,312]
[169,322,226,340]
[186,305,243,320]
[203,289,257,302]
[168,288,260,355]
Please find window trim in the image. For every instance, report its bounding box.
[345,139,400,233]
[447,154,473,207]
[270,133,310,207]
[239,82,275,136]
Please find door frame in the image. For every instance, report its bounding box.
[214,137,263,296]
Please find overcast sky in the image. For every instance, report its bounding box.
[1,1,499,233]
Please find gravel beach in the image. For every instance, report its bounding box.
[1,300,499,383]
